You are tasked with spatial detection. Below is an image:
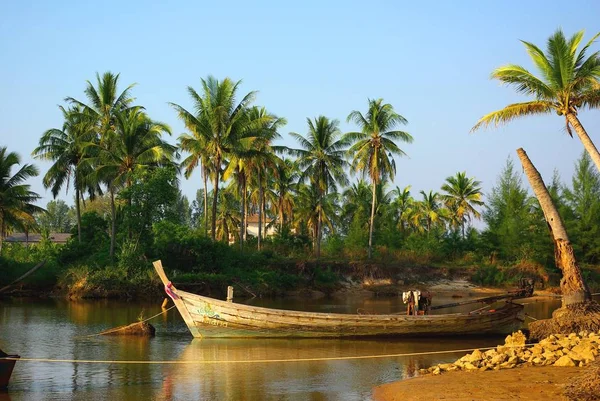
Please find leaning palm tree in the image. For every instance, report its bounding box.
[441,171,484,238]
[390,185,414,234]
[345,99,413,258]
[32,105,97,243]
[170,76,258,241]
[89,108,174,260]
[0,147,44,253]
[290,116,348,258]
[472,29,600,172]
[413,190,445,234]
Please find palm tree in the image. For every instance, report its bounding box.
[32,105,96,243]
[390,185,414,234]
[67,71,135,144]
[290,116,348,258]
[414,190,445,234]
[441,172,484,238]
[215,190,241,243]
[177,113,213,237]
[345,99,413,258]
[90,108,174,259]
[271,158,299,233]
[472,29,600,172]
[293,184,338,246]
[170,76,258,241]
[0,147,43,253]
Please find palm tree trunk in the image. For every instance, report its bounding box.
[368,180,377,259]
[243,181,248,241]
[75,188,82,244]
[516,148,591,306]
[211,157,220,242]
[316,197,322,259]
[262,191,267,239]
[279,198,284,233]
[0,220,4,255]
[257,169,263,251]
[109,187,116,263]
[202,165,208,237]
[566,113,600,174]
[239,174,245,251]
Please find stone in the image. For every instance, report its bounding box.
[432,367,441,375]
[463,362,478,371]
[491,354,508,365]
[467,349,484,362]
[507,356,518,365]
[438,363,454,371]
[554,355,576,367]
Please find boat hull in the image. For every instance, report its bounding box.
[0,355,19,390]
[154,261,524,339]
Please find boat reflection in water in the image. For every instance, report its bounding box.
[154,335,507,401]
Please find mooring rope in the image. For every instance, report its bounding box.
[3,344,538,365]
[75,305,176,338]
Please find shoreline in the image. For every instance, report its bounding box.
[372,365,582,401]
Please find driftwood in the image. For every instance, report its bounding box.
[0,260,46,294]
[99,322,156,337]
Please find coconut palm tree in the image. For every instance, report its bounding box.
[345,99,413,258]
[290,116,348,258]
[293,183,338,246]
[177,113,213,237]
[0,147,43,253]
[215,190,240,243]
[441,172,484,238]
[472,29,600,172]
[90,108,174,259]
[390,185,414,234]
[32,105,97,243]
[271,158,299,233]
[413,190,445,234]
[67,71,136,143]
[170,76,258,241]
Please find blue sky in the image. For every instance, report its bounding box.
[2,0,600,210]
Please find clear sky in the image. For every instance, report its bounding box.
[2,0,600,211]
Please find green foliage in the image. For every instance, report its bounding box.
[37,200,74,233]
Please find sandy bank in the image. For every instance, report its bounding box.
[373,365,581,401]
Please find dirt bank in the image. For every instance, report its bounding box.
[373,365,582,401]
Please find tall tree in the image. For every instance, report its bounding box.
[414,190,445,234]
[345,99,413,258]
[170,76,258,241]
[271,158,299,233]
[563,152,600,262]
[472,29,600,172]
[290,116,348,258]
[90,108,174,259]
[33,105,96,243]
[441,171,484,238]
[390,185,414,234]
[0,148,43,253]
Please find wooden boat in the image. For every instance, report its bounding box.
[154,260,528,338]
[0,349,19,390]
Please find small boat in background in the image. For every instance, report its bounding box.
[154,260,533,339]
[0,349,19,390]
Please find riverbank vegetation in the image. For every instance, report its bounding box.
[2,29,600,299]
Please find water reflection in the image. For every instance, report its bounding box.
[0,294,574,401]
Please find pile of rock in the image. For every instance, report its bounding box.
[419,330,599,375]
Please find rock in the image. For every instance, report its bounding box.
[554,355,576,367]
[507,356,518,365]
[432,367,441,375]
[463,362,478,371]
[467,349,484,362]
[491,354,508,365]
[479,366,489,371]
[505,331,527,347]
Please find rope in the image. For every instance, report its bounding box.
[524,313,538,321]
[76,305,176,338]
[3,344,538,365]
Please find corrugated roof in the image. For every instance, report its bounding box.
[4,233,72,243]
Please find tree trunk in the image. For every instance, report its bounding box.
[316,197,322,259]
[262,190,267,239]
[279,198,284,233]
[566,113,600,174]
[109,187,116,264]
[368,180,377,259]
[257,169,263,251]
[75,188,82,244]
[243,180,248,241]
[211,157,220,242]
[202,165,209,237]
[516,148,591,306]
[239,173,245,251]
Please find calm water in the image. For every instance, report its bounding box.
[0,293,565,401]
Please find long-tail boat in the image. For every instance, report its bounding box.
[154,260,532,338]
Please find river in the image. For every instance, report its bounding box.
[0,293,565,401]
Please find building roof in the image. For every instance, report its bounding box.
[4,233,72,244]
[246,214,276,224]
